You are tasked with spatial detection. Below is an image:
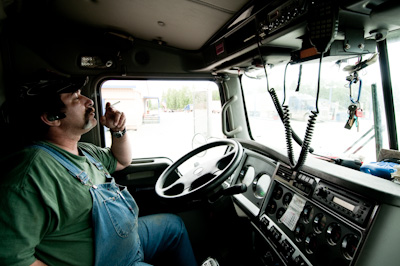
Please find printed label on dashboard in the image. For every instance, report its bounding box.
[281,194,306,231]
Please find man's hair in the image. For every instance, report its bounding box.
[15,74,88,143]
[25,92,67,140]
[0,71,88,149]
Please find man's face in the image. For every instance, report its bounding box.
[59,90,97,134]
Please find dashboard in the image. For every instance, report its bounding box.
[227,140,400,266]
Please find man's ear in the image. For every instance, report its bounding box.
[41,113,65,126]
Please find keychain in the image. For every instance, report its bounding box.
[355,103,363,132]
[344,72,362,130]
[345,104,357,129]
[347,72,362,104]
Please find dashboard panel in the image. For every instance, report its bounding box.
[258,177,369,266]
[227,142,400,266]
[232,151,277,217]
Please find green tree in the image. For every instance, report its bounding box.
[165,87,192,110]
[212,90,220,101]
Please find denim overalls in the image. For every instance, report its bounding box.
[34,143,148,266]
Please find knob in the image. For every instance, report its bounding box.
[316,187,328,199]
[342,234,359,260]
[294,223,305,242]
[305,233,317,254]
[326,223,342,245]
[301,205,313,223]
[313,213,327,233]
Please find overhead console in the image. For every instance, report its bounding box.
[202,0,309,69]
[201,0,399,71]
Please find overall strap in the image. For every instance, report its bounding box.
[32,143,93,186]
[80,149,112,180]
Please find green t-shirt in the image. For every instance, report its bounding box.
[0,141,117,266]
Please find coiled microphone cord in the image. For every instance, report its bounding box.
[255,18,322,171]
[291,53,323,171]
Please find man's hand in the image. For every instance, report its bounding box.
[100,102,126,131]
[100,102,132,170]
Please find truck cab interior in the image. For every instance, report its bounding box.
[1,0,400,265]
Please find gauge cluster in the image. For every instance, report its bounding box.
[232,150,277,217]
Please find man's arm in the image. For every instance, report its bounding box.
[111,131,132,171]
[100,102,132,171]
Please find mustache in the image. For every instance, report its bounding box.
[83,107,96,130]
[85,107,95,117]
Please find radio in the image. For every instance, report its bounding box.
[258,0,308,38]
[313,181,374,227]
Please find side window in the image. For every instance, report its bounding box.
[100,80,222,161]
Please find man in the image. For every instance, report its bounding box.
[0,74,198,266]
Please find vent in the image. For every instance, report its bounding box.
[276,165,293,181]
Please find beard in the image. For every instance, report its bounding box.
[83,107,97,130]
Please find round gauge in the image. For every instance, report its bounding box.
[342,234,359,260]
[313,213,327,233]
[276,207,286,222]
[241,166,255,187]
[266,200,277,215]
[253,173,271,199]
[304,233,317,254]
[294,223,306,242]
[326,223,342,245]
[282,192,293,206]
[272,186,283,200]
[301,205,314,223]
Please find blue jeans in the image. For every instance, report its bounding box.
[138,214,198,266]
[91,182,198,266]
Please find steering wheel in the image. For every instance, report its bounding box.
[155,139,243,200]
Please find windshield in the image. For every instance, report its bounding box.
[100,80,223,161]
[241,33,400,164]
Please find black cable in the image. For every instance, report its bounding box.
[255,40,314,154]
[315,54,323,113]
[284,63,303,95]
[296,64,302,92]
[254,16,326,170]
[259,48,323,170]
[293,53,323,170]
[283,62,290,105]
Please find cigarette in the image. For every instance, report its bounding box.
[111,101,120,106]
